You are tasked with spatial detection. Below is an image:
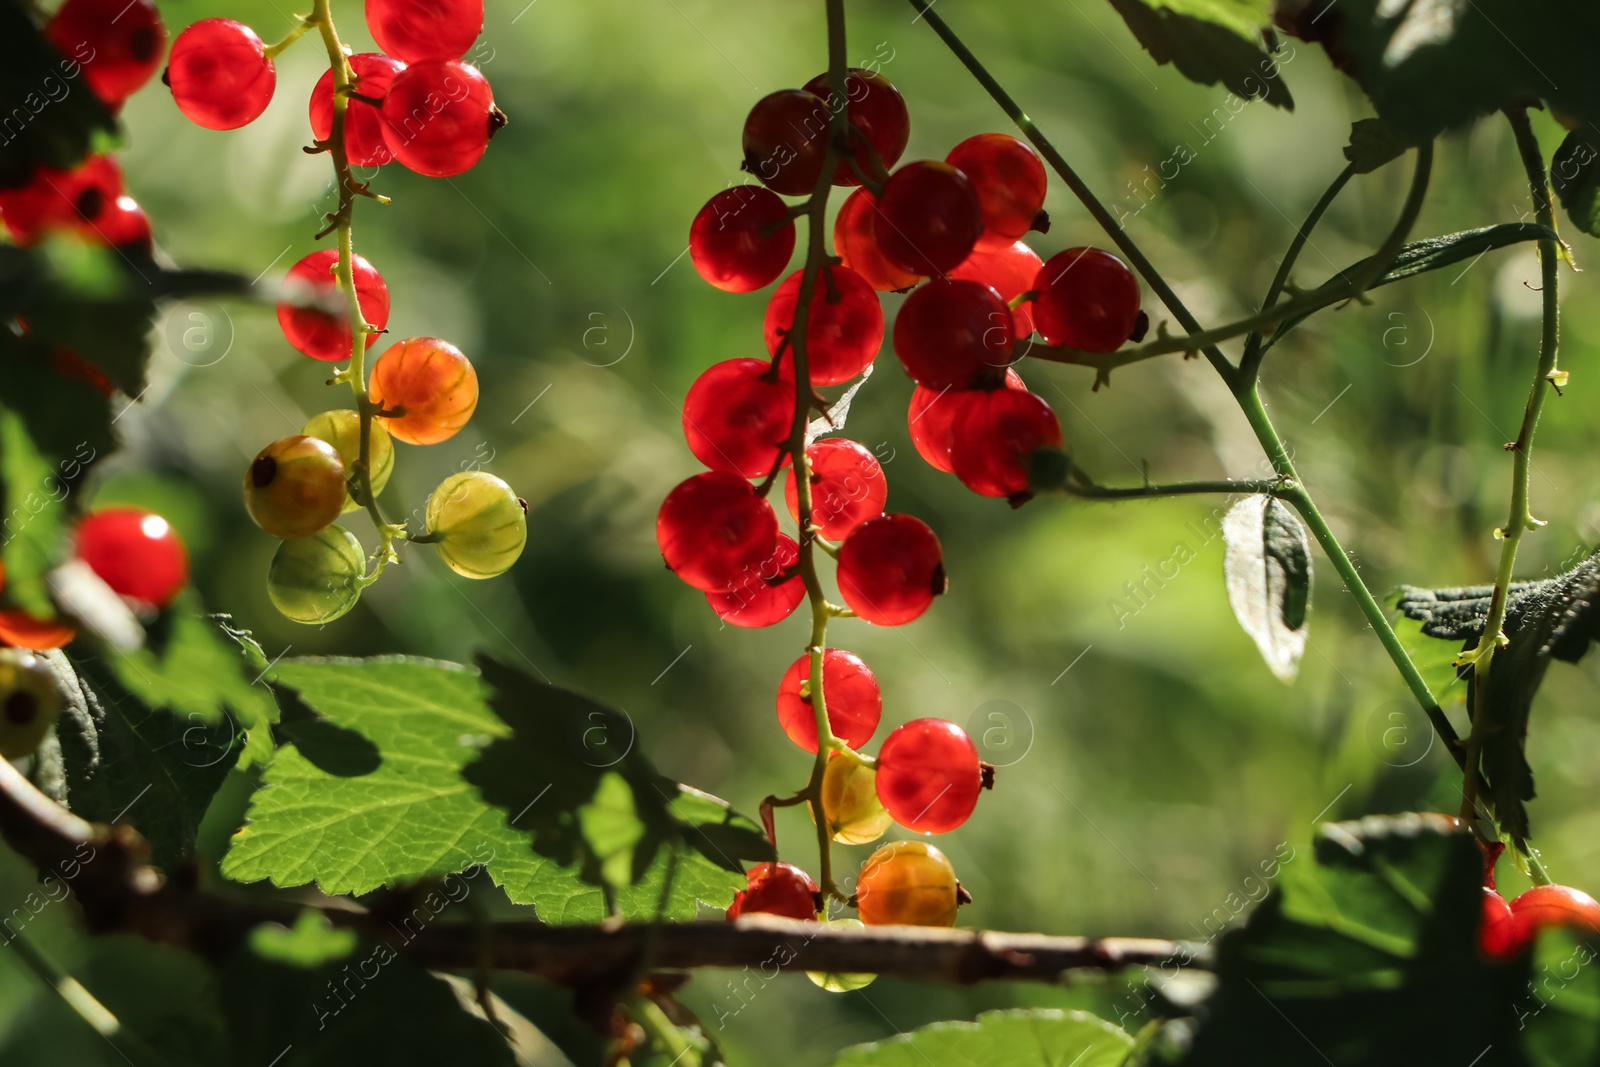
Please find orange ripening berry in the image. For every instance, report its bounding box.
[369,337,480,445]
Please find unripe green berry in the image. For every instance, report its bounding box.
[424,471,527,579]
[0,649,63,759]
[805,918,878,992]
[817,753,892,845]
[302,410,394,513]
[267,525,366,624]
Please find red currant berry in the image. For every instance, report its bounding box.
[681,358,795,479]
[949,241,1042,339]
[0,156,124,245]
[50,349,115,398]
[726,862,818,922]
[310,53,406,167]
[908,368,1024,474]
[656,472,779,593]
[775,648,882,753]
[380,60,497,178]
[1479,888,1520,961]
[166,19,276,131]
[364,0,483,63]
[1033,248,1141,352]
[875,719,983,833]
[369,337,480,445]
[836,514,945,626]
[834,188,921,292]
[949,387,1062,503]
[893,280,1014,390]
[945,133,1048,249]
[47,0,167,110]
[873,161,982,276]
[706,534,803,628]
[277,250,391,363]
[93,196,153,256]
[801,68,910,185]
[784,438,886,540]
[1507,884,1600,948]
[689,186,795,293]
[856,841,959,928]
[75,508,188,609]
[0,611,76,652]
[763,266,883,387]
[742,89,832,197]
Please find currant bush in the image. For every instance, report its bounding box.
[875,718,984,833]
[0,649,63,760]
[243,436,348,541]
[277,250,391,363]
[774,648,882,753]
[855,840,960,928]
[266,526,366,624]
[165,19,276,131]
[74,508,188,609]
[369,337,480,445]
[783,438,887,540]
[688,186,796,293]
[424,471,529,580]
[302,410,395,513]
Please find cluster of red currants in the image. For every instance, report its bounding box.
[1478,841,1600,960]
[165,0,500,179]
[0,0,169,255]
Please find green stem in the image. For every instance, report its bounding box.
[1063,477,1283,501]
[1458,109,1563,824]
[9,931,171,1066]
[903,0,1236,386]
[263,18,315,59]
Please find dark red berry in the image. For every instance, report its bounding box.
[949,241,1042,339]
[784,438,886,540]
[706,534,802,628]
[834,188,921,292]
[96,196,153,256]
[775,648,882,753]
[893,280,1014,390]
[47,0,167,110]
[380,60,496,178]
[166,19,276,131]
[681,358,795,479]
[874,161,982,276]
[657,472,780,593]
[801,68,910,185]
[763,266,883,387]
[1033,248,1141,352]
[76,508,188,608]
[1479,889,1520,960]
[908,368,1024,474]
[689,186,795,293]
[310,53,406,167]
[726,862,817,922]
[276,250,391,363]
[949,388,1062,503]
[874,719,982,834]
[836,514,945,626]
[741,89,832,197]
[0,156,123,245]
[945,133,1048,249]
[365,0,484,63]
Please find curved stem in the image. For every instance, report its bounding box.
[903,0,1236,386]
[1458,109,1563,824]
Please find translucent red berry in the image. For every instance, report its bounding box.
[874,161,983,276]
[726,862,818,922]
[893,280,1014,390]
[166,19,276,131]
[365,0,483,63]
[784,438,886,540]
[706,534,802,628]
[1506,884,1600,951]
[657,472,779,593]
[801,68,910,184]
[310,53,406,167]
[1033,247,1141,352]
[277,250,391,363]
[875,719,983,833]
[834,188,921,292]
[949,241,1042,339]
[0,156,124,245]
[681,358,795,479]
[763,266,883,387]
[369,337,479,445]
[75,508,188,609]
[949,388,1062,503]
[742,89,831,197]
[1479,889,1520,961]
[836,514,945,626]
[96,196,153,256]
[775,648,882,753]
[47,0,167,110]
[908,368,1024,474]
[945,133,1048,249]
[689,186,795,293]
[380,60,497,178]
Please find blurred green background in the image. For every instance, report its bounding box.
[7,0,1600,1063]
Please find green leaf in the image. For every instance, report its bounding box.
[830,1008,1131,1067]
[0,405,74,617]
[0,5,118,186]
[1552,130,1600,239]
[463,655,772,911]
[248,909,359,968]
[1277,0,1600,139]
[1344,117,1409,174]
[1222,495,1311,682]
[1166,813,1533,1066]
[1106,0,1292,108]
